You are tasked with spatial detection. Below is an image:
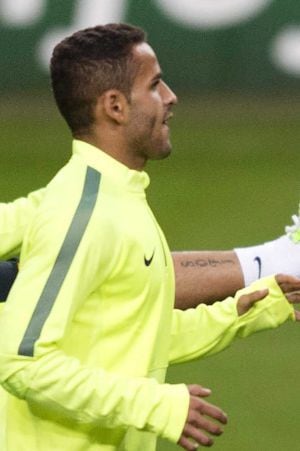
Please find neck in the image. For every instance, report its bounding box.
[75,130,147,171]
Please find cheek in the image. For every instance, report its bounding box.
[128,98,163,140]
[134,111,157,134]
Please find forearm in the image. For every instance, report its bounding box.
[0,347,188,443]
[173,250,244,309]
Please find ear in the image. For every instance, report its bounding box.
[99,89,130,125]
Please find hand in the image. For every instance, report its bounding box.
[237,288,269,316]
[178,385,227,450]
[237,274,300,317]
[275,274,300,320]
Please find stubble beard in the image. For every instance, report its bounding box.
[135,115,172,162]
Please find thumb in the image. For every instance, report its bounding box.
[187,384,212,397]
[293,309,300,321]
[237,288,269,316]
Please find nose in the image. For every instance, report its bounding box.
[162,81,178,106]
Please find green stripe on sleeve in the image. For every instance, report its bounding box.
[18,166,101,357]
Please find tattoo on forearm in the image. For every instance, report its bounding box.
[180,258,235,268]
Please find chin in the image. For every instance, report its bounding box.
[161,147,172,159]
[161,142,172,158]
[157,138,173,158]
[151,145,172,161]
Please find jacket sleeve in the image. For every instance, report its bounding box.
[169,276,295,365]
[0,183,189,445]
[0,188,45,258]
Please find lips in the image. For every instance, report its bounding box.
[162,112,173,125]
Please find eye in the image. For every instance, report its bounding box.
[151,79,160,90]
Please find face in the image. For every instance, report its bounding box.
[125,42,178,168]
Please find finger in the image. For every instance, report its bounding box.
[275,274,300,293]
[294,309,300,321]
[237,289,269,316]
[188,384,212,397]
[285,292,300,304]
[189,411,224,436]
[182,424,214,447]
[178,425,214,449]
[178,435,202,450]
[275,274,300,284]
[191,397,228,424]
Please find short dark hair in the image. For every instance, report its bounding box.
[50,23,146,136]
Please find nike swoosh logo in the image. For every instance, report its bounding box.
[254,256,262,279]
[144,250,155,266]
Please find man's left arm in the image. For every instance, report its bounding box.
[169,274,300,365]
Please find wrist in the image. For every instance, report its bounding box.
[235,235,300,286]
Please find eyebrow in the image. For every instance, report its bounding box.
[151,72,162,83]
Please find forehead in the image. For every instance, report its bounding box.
[131,42,161,81]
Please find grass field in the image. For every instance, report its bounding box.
[2,92,300,450]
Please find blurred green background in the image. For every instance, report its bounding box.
[2,92,300,450]
[2,0,300,449]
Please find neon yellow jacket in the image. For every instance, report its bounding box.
[0,189,45,259]
[0,141,295,450]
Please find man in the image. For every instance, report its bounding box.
[1,189,300,306]
[0,24,300,451]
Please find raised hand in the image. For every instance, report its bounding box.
[236,274,300,318]
[178,384,227,450]
[275,274,300,320]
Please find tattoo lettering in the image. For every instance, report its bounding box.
[180,258,235,268]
